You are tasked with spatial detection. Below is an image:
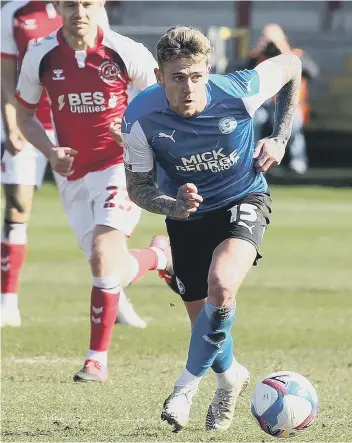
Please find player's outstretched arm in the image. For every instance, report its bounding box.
[125,169,202,218]
[250,53,302,172]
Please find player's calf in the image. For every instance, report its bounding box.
[74,275,121,383]
[1,220,28,327]
[1,184,34,326]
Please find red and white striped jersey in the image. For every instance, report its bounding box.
[1,1,63,130]
[16,26,157,180]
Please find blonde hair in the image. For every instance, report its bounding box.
[156,25,212,66]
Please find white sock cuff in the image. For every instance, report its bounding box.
[1,293,18,310]
[86,350,107,367]
[175,369,202,391]
[150,246,167,270]
[92,275,121,291]
[2,222,27,244]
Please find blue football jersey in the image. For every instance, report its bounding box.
[122,68,275,219]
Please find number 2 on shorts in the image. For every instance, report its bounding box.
[104,186,133,211]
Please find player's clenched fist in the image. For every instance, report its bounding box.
[49,147,77,177]
[174,183,203,218]
[253,136,286,172]
[6,130,26,156]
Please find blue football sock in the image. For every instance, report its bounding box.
[186,300,235,377]
[211,333,234,373]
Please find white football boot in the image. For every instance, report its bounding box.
[1,307,21,327]
[289,159,308,175]
[206,363,250,431]
[115,291,147,329]
[161,386,196,432]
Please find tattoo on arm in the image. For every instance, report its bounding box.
[272,54,302,144]
[126,169,177,216]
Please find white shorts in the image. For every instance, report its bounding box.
[57,164,141,258]
[1,130,56,187]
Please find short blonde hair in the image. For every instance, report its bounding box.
[156,25,212,66]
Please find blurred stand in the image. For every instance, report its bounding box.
[321,1,345,32]
[2,1,349,186]
[105,1,123,25]
[237,25,319,175]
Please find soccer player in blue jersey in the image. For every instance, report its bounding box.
[120,26,301,432]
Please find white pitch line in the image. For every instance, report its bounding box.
[5,356,187,368]
[7,356,82,365]
[26,316,87,324]
[276,203,352,213]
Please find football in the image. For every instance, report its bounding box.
[251,371,319,438]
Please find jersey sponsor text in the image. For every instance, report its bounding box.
[58,92,110,113]
[175,147,240,173]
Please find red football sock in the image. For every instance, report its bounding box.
[1,242,27,294]
[129,249,159,284]
[89,287,120,352]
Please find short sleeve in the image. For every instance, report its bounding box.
[15,50,43,108]
[1,4,17,58]
[224,69,261,98]
[242,60,283,117]
[126,44,158,91]
[122,119,154,173]
[103,30,157,99]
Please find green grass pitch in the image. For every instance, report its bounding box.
[2,184,352,442]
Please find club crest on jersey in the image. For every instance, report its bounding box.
[98,60,121,84]
[218,117,237,134]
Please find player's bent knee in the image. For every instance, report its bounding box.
[90,225,128,277]
[6,199,32,223]
[207,273,239,306]
[4,185,35,223]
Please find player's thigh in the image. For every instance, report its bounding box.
[207,192,271,300]
[1,143,47,188]
[3,184,35,223]
[87,164,142,243]
[208,238,257,300]
[165,217,218,302]
[58,177,94,259]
